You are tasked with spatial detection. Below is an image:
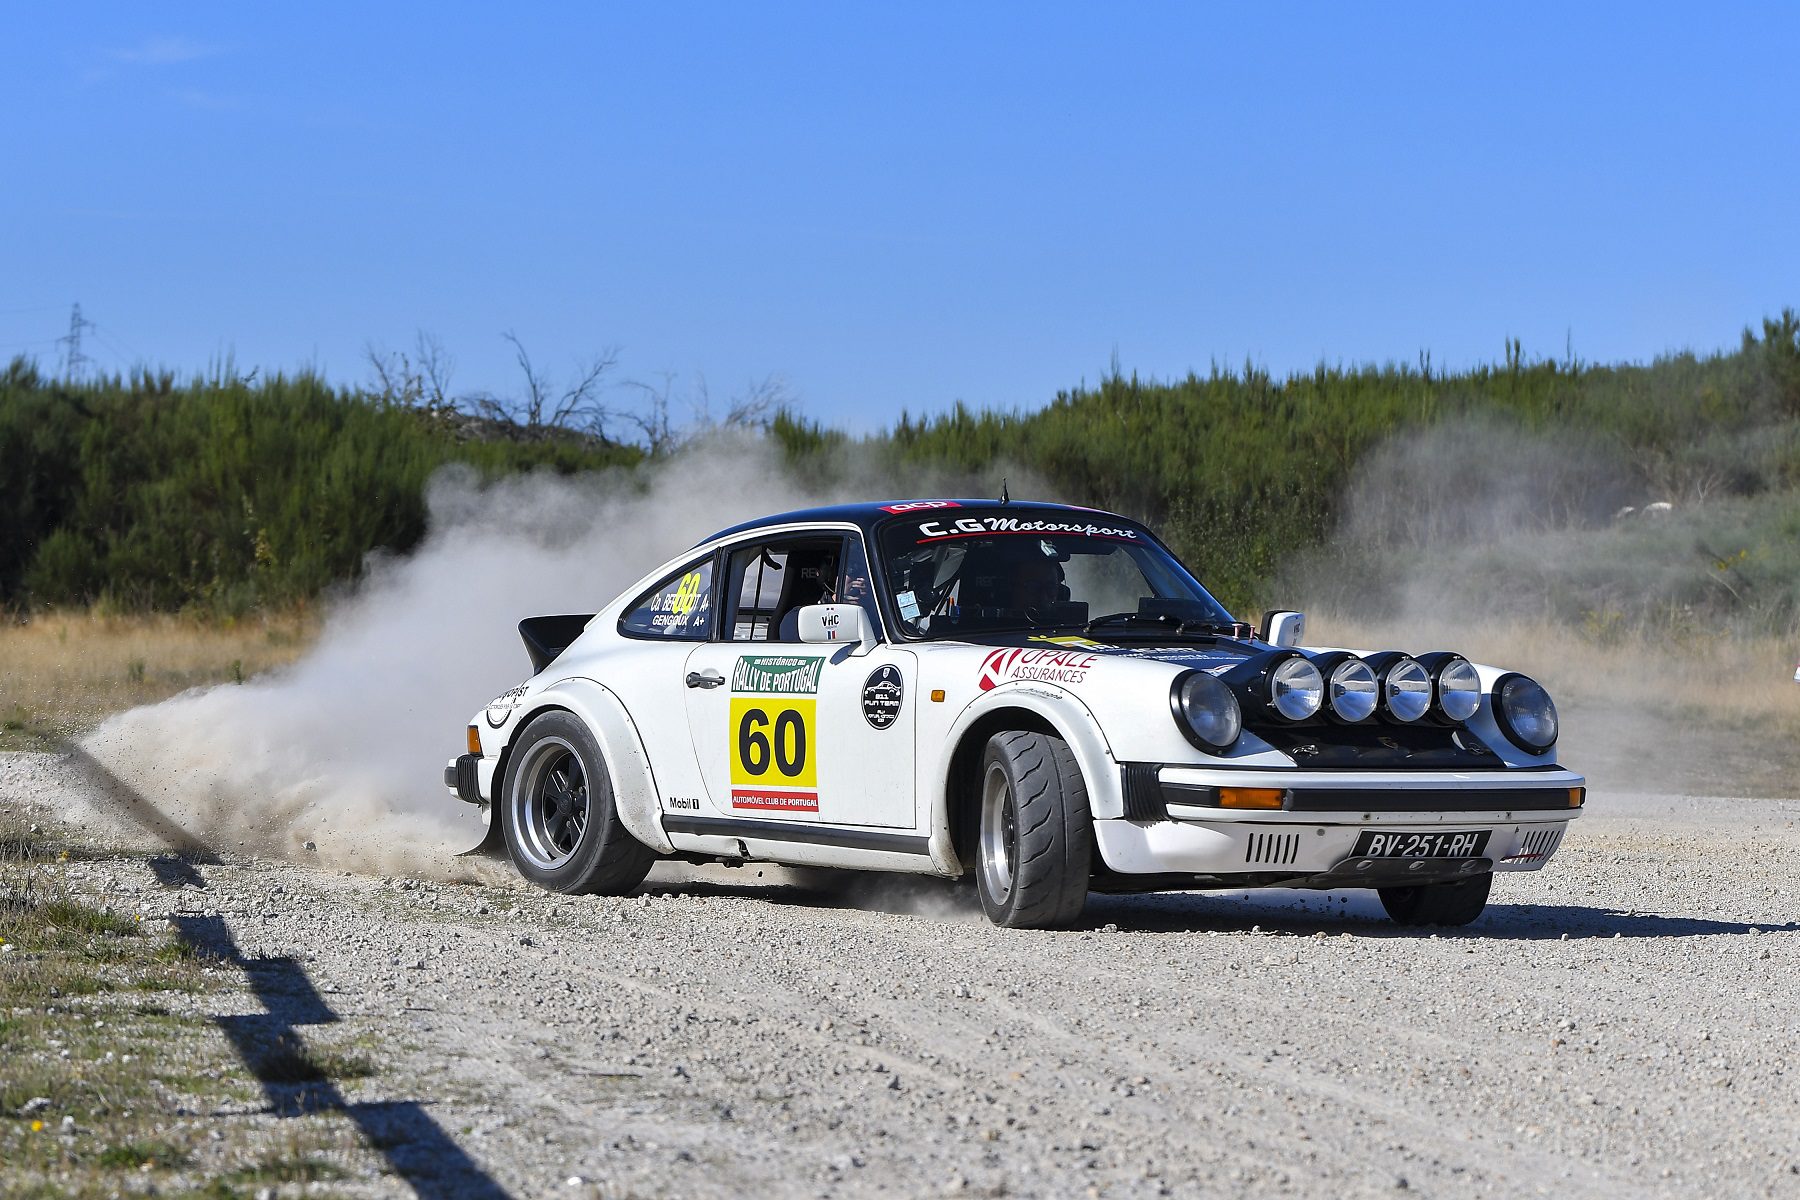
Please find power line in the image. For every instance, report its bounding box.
[92,328,141,369]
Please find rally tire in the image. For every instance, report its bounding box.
[1378,872,1492,927]
[975,731,1092,929]
[501,711,654,895]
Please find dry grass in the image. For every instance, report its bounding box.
[0,809,371,1195]
[1311,611,1800,797]
[0,811,234,1185]
[0,608,317,750]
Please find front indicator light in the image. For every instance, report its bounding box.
[1219,787,1285,810]
[467,725,482,755]
[1569,787,1585,808]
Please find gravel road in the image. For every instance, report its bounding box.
[7,751,1800,1199]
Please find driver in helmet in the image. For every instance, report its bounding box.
[1009,553,1063,612]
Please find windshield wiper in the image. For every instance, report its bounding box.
[1083,612,1180,633]
[1084,612,1234,637]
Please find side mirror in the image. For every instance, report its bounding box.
[797,604,876,656]
[1258,609,1306,648]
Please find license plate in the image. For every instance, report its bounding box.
[1352,829,1491,858]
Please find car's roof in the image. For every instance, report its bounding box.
[698,499,1122,546]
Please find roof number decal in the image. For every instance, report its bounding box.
[881,500,962,513]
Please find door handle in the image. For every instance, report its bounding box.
[685,670,726,690]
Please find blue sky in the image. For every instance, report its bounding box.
[4,4,1796,433]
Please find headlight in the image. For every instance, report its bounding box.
[1325,656,1378,723]
[1380,656,1432,723]
[1494,673,1558,750]
[1170,671,1242,751]
[1430,655,1482,723]
[1268,656,1324,721]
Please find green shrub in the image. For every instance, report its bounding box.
[1,365,642,611]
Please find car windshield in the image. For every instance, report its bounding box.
[876,508,1235,639]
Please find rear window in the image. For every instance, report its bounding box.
[619,558,716,640]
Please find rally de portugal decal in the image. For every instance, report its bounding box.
[729,655,822,813]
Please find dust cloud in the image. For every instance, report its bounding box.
[77,439,827,877]
[75,436,1036,882]
[1283,416,1799,798]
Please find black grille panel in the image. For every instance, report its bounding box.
[1245,830,1300,866]
[1120,763,1165,822]
[1509,826,1564,862]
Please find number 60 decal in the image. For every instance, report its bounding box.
[729,698,817,788]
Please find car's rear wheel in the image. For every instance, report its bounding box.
[502,711,654,895]
[976,731,1092,929]
[1378,872,1492,927]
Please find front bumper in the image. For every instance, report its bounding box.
[1095,763,1583,885]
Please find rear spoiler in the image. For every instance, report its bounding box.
[518,614,595,674]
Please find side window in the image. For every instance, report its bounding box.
[619,558,716,640]
[723,537,849,642]
[728,547,790,641]
[840,536,884,635]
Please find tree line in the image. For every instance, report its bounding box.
[3,311,1796,619]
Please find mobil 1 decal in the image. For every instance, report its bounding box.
[861,665,904,730]
[729,656,823,814]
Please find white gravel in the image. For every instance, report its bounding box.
[6,750,1800,1199]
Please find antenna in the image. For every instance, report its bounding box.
[999,478,1010,505]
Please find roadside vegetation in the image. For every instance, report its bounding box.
[4,310,1797,637]
[0,357,643,616]
[876,312,1800,631]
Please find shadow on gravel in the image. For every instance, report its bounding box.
[1081,891,1800,940]
[173,914,512,1199]
[148,854,210,887]
[55,738,221,863]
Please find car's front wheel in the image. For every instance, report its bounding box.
[1378,872,1492,927]
[975,730,1092,929]
[501,711,654,895]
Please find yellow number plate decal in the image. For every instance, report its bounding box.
[729,697,818,812]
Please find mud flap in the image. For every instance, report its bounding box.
[456,803,507,859]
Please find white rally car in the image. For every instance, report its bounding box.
[446,500,1583,929]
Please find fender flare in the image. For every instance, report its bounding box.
[927,683,1123,872]
[506,677,675,855]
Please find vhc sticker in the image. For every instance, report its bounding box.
[862,665,904,730]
